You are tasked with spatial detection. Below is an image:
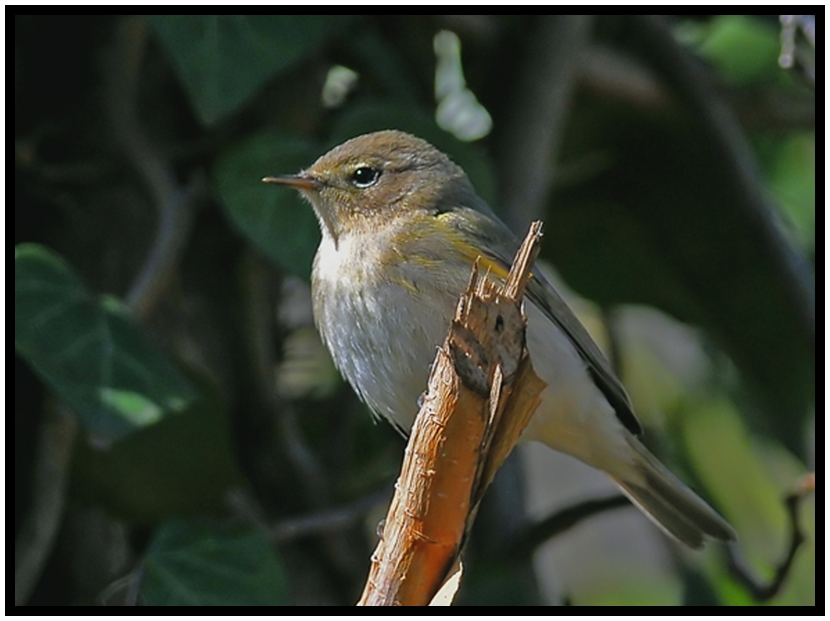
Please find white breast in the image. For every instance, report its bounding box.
[313,230,631,473]
[312,228,458,431]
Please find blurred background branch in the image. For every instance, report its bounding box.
[14,405,78,605]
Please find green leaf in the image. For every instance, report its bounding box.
[214,131,321,280]
[684,400,815,605]
[71,374,242,524]
[15,244,198,441]
[756,132,816,252]
[683,400,787,561]
[141,519,287,605]
[147,15,337,124]
[676,16,783,85]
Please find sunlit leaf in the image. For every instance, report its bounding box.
[678,15,783,85]
[71,375,242,524]
[685,400,814,605]
[15,244,198,441]
[755,132,816,252]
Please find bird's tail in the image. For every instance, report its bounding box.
[612,438,736,549]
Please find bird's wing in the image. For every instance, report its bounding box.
[437,207,642,436]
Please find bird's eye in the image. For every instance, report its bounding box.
[350,166,380,188]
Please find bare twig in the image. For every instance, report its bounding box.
[243,253,330,509]
[14,405,78,605]
[106,16,200,320]
[726,472,814,602]
[226,485,392,544]
[500,494,630,562]
[269,488,392,543]
[358,223,546,606]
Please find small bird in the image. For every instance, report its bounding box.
[264,130,735,548]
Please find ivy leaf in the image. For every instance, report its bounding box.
[148,15,339,124]
[71,374,242,524]
[214,131,321,280]
[15,244,197,442]
[141,519,287,606]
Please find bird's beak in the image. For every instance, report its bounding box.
[263,172,338,242]
[262,174,320,191]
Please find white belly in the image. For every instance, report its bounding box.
[313,232,631,472]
